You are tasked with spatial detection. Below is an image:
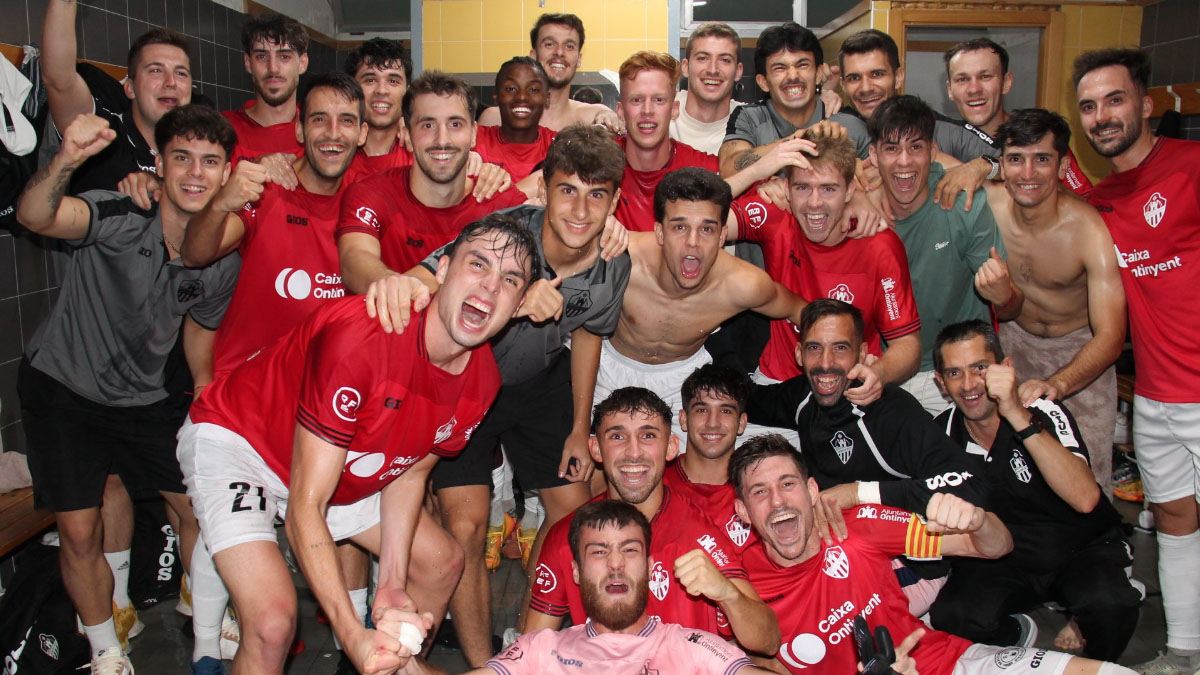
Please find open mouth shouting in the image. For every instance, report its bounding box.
[890,170,920,194]
[679,254,703,280]
[603,575,632,597]
[810,368,845,399]
[460,296,493,330]
[767,508,802,544]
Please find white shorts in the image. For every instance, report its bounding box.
[952,644,1072,675]
[177,419,381,555]
[900,370,950,417]
[1132,396,1200,504]
[594,341,712,447]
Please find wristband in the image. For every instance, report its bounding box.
[857,481,881,505]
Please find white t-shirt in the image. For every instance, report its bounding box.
[670,90,744,155]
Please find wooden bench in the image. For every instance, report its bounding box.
[1117,374,1135,405]
[0,487,55,559]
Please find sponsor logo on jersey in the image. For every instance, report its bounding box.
[925,470,971,490]
[344,450,386,478]
[831,431,854,464]
[881,277,901,321]
[725,514,751,547]
[649,561,670,600]
[1009,450,1032,484]
[697,534,730,566]
[552,651,582,667]
[779,632,827,669]
[995,647,1026,669]
[534,563,557,593]
[822,546,850,579]
[827,283,854,303]
[1114,246,1185,279]
[788,250,804,269]
[286,214,309,226]
[744,201,768,229]
[333,387,362,422]
[1143,192,1167,228]
[379,454,420,480]
[856,505,878,519]
[716,609,729,629]
[934,240,950,251]
[564,289,594,318]
[274,268,345,300]
[435,417,456,444]
[356,206,379,230]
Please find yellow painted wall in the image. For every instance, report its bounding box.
[1059,3,1142,182]
[422,0,670,74]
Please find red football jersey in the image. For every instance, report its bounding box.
[336,168,527,272]
[529,487,746,636]
[744,505,970,675]
[213,183,347,376]
[732,196,921,380]
[472,125,557,182]
[343,138,414,185]
[189,301,501,505]
[662,461,754,551]
[221,101,303,165]
[614,138,719,232]
[1089,137,1200,402]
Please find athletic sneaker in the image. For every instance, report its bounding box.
[189,656,224,675]
[177,576,193,616]
[1013,613,1038,648]
[89,647,134,674]
[113,604,144,652]
[1135,652,1200,675]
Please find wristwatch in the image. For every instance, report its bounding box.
[1015,415,1044,441]
[981,154,1001,181]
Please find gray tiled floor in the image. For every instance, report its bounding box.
[119,499,1165,673]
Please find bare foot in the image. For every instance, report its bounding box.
[1053,619,1085,651]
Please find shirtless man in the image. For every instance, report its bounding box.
[982,109,1126,496]
[593,166,810,443]
[477,13,621,133]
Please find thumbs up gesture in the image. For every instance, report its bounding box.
[974,246,1014,306]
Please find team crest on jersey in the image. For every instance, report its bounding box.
[856,505,878,519]
[564,289,594,317]
[533,563,557,593]
[649,561,670,600]
[725,514,751,547]
[831,431,854,464]
[822,546,850,579]
[1143,192,1167,228]
[994,647,1026,669]
[434,417,457,444]
[356,206,379,231]
[744,201,768,229]
[1009,450,1032,484]
[827,283,854,303]
[333,387,362,421]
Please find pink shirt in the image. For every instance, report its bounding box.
[486,617,753,675]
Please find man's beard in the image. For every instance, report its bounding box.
[1089,117,1143,158]
[580,575,648,631]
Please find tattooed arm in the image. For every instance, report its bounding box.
[17,114,116,239]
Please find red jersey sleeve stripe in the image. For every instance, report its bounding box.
[718,566,749,580]
[431,447,460,458]
[296,407,354,448]
[879,318,921,340]
[335,222,382,240]
[528,597,569,617]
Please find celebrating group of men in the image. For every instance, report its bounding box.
[11,4,1200,675]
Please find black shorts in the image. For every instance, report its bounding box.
[19,359,189,512]
[431,351,575,492]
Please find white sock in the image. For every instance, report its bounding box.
[1158,530,1200,651]
[83,617,121,657]
[190,538,228,662]
[105,549,132,609]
